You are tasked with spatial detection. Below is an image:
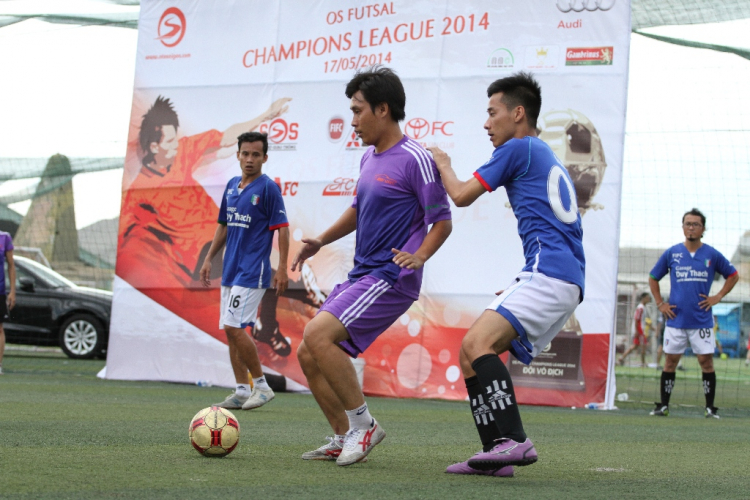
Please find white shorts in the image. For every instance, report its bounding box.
[663,326,715,355]
[220,286,266,329]
[487,271,581,364]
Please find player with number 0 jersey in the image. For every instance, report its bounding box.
[428,72,585,476]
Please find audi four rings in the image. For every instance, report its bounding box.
[556,0,616,12]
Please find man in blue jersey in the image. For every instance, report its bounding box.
[292,66,453,466]
[648,208,738,418]
[428,72,585,476]
[199,131,290,410]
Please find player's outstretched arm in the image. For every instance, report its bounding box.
[291,206,357,272]
[699,272,739,310]
[274,226,290,296]
[391,219,452,270]
[200,224,228,287]
[649,276,676,320]
[220,97,292,148]
[427,146,486,207]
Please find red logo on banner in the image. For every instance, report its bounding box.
[323,177,357,196]
[405,118,454,140]
[346,131,363,148]
[259,118,299,143]
[405,118,430,139]
[329,117,345,141]
[157,7,186,47]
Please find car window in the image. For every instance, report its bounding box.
[17,258,76,289]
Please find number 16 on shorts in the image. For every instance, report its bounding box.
[220,286,265,329]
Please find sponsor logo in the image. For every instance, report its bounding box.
[323,177,357,196]
[328,116,345,142]
[672,252,683,263]
[157,7,186,47]
[485,379,513,410]
[251,194,260,205]
[404,118,454,140]
[472,394,495,426]
[375,173,397,185]
[565,47,613,66]
[525,46,558,69]
[487,48,514,70]
[274,177,299,196]
[346,131,365,150]
[556,0,615,13]
[259,118,299,151]
[558,19,582,28]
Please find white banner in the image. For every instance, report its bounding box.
[108,0,629,408]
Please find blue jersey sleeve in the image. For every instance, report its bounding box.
[473,138,531,192]
[650,249,670,281]
[264,180,289,230]
[713,249,737,278]
[218,181,230,225]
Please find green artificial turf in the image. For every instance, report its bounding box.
[1,351,749,499]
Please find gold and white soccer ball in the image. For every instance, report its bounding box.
[189,406,240,457]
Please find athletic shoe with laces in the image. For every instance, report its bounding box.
[301,436,343,461]
[467,438,538,469]
[214,391,249,409]
[336,419,386,466]
[241,386,275,410]
[446,458,514,477]
[649,403,669,417]
[705,407,720,419]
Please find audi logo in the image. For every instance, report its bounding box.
[556,0,615,12]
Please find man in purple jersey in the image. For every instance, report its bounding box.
[292,66,452,466]
[0,231,16,375]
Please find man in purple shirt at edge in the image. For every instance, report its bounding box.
[291,66,453,467]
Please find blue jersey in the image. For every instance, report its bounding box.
[650,243,737,329]
[350,136,452,300]
[474,136,585,296]
[219,174,288,289]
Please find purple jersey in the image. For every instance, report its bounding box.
[350,136,451,300]
[0,231,13,295]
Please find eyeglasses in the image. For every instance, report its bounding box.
[683,222,703,228]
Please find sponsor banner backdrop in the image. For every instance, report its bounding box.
[109,0,630,408]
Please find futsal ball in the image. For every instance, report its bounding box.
[189,406,240,457]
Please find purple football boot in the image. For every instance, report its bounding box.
[467,438,538,470]
[446,458,514,477]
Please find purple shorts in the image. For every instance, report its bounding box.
[319,275,413,357]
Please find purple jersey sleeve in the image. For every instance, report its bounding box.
[264,179,289,230]
[416,157,451,224]
[649,248,670,281]
[474,138,531,192]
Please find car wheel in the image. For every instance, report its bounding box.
[59,314,105,359]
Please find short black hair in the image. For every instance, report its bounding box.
[486,72,542,129]
[682,207,706,227]
[639,292,650,301]
[237,131,268,155]
[345,65,406,122]
[139,96,179,167]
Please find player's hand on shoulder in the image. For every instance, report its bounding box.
[391,248,425,270]
[199,260,212,287]
[426,146,451,172]
[291,238,323,271]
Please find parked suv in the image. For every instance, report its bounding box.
[5,256,112,359]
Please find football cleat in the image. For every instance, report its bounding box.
[336,419,386,466]
[302,436,344,460]
[705,407,720,419]
[241,386,275,410]
[214,391,249,409]
[446,458,514,477]
[467,438,538,469]
[649,404,669,417]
